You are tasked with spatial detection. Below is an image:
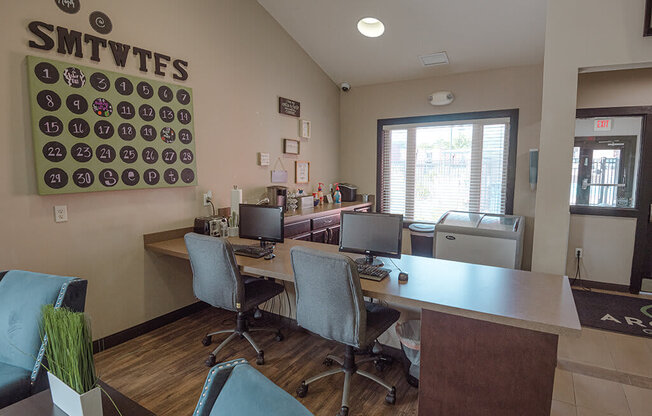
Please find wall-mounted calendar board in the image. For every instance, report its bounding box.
[27,55,197,195]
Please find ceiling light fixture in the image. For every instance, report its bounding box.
[357,17,384,38]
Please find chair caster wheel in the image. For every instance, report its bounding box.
[275,331,284,342]
[323,357,334,366]
[201,336,212,346]
[385,387,396,405]
[256,351,265,365]
[337,406,349,416]
[205,354,216,367]
[374,360,386,372]
[254,308,263,319]
[296,382,308,398]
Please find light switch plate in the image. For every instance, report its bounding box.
[54,205,68,222]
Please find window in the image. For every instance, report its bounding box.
[378,110,517,223]
[571,116,642,210]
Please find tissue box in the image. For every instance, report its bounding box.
[299,195,314,210]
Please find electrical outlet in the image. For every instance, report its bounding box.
[575,248,583,258]
[203,191,213,206]
[54,205,68,223]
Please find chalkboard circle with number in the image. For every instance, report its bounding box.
[35,62,59,84]
[115,77,133,95]
[120,146,138,163]
[44,168,68,189]
[94,120,114,139]
[55,0,80,14]
[159,106,175,123]
[158,86,173,102]
[180,149,194,164]
[176,89,191,105]
[164,168,178,185]
[179,129,192,144]
[66,94,88,115]
[137,81,153,99]
[162,148,177,164]
[177,109,191,125]
[89,11,112,35]
[144,169,160,185]
[39,115,64,137]
[118,123,136,141]
[142,147,158,164]
[121,169,140,186]
[92,98,113,117]
[42,141,67,162]
[68,118,90,138]
[139,104,155,122]
[96,144,116,163]
[99,168,119,187]
[63,67,86,88]
[37,90,62,111]
[160,127,175,143]
[117,101,135,119]
[90,72,110,92]
[140,125,157,142]
[181,168,195,184]
[71,142,93,162]
[72,168,94,188]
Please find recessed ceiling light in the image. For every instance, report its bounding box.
[357,17,385,38]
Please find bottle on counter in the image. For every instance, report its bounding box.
[334,184,342,204]
[318,182,324,205]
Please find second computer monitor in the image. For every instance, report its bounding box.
[239,204,284,246]
[339,211,403,267]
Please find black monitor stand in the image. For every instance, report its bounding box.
[355,254,384,267]
[260,241,275,259]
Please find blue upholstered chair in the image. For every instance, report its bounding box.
[290,246,400,416]
[184,233,285,367]
[193,358,312,416]
[0,270,87,409]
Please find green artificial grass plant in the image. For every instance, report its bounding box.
[41,305,97,394]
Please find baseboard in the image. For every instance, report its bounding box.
[571,279,629,293]
[93,301,209,353]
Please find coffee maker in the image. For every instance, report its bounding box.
[267,185,288,211]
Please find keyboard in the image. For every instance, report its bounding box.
[356,264,390,282]
[232,245,273,258]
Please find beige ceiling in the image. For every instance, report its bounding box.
[257,0,547,87]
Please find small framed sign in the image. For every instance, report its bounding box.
[299,119,311,139]
[279,96,300,117]
[283,138,300,155]
[295,160,310,184]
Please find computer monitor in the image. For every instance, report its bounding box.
[339,211,403,267]
[238,204,284,247]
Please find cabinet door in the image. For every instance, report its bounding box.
[311,229,327,243]
[327,225,340,245]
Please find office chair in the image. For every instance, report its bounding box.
[184,233,285,366]
[0,270,87,408]
[193,358,313,416]
[290,246,400,416]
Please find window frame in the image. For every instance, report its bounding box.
[376,109,519,226]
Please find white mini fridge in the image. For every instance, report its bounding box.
[434,211,525,269]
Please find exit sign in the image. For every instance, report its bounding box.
[594,118,612,131]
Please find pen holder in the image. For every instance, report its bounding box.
[228,226,239,237]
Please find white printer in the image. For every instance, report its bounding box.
[434,211,525,269]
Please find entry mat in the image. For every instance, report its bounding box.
[572,289,652,338]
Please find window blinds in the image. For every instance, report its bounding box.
[380,119,510,222]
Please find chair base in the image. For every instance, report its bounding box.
[202,311,283,366]
[296,345,396,414]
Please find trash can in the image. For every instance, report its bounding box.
[408,224,435,257]
[396,320,420,387]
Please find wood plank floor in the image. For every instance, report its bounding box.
[95,307,419,415]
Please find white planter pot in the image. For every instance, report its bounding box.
[48,372,103,416]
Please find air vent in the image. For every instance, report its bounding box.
[419,52,449,67]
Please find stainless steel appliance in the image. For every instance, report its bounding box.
[266,185,288,211]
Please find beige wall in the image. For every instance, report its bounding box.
[532,0,652,275]
[0,0,339,338]
[339,65,543,270]
[564,68,652,286]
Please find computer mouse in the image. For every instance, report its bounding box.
[398,272,408,283]
[264,253,275,260]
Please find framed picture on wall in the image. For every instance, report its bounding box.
[299,119,311,139]
[283,138,300,155]
[645,0,652,36]
[295,160,310,184]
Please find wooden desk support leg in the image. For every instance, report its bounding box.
[418,309,558,416]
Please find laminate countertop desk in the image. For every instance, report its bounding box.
[145,231,581,416]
